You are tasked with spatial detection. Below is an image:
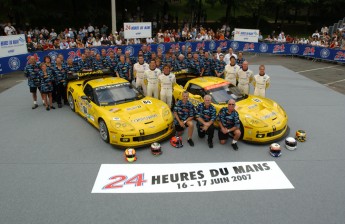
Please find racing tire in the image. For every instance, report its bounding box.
[99,119,110,143]
[68,93,75,112]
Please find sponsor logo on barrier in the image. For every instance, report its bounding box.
[0,63,2,72]
[303,47,315,56]
[273,44,285,53]
[125,46,134,56]
[290,45,299,54]
[259,43,268,52]
[219,41,228,49]
[231,41,239,50]
[170,43,180,51]
[8,49,14,54]
[196,42,205,50]
[48,51,58,62]
[91,48,100,55]
[185,42,192,50]
[107,47,118,56]
[157,44,165,53]
[334,51,345,61]
[8,57,20,70]
[209,40,216,50]
[68,49,82,60]
[243,43,255,51]
[320,48,330,58]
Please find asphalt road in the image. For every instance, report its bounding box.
[1,54,344,95]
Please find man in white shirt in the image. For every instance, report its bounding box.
[4,23,16,35]
[236,61,253,95]
[133,55,149,95]
[224,56,240,85]
[224,47,237,65]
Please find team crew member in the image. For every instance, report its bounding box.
[236,52,245,68]
[214,54,226,78]
[92,54,106,70]
[115,55,131,81]
[39,63,55,111]
[253,65,270,97]
[174,91,195,147]
[133,55,149,95]
[196,95,217,148]
[189,53,204,76]
[224,47,237,65]
[158,65,176,108]
[144,59,161,98]
[78,54,92,71]
[224,56,240,85]
[236,61,253,95]
[52,57,68,108]
[218,99,241,150]
[24,56,42,109]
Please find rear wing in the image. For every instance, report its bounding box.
[67,69,114,81]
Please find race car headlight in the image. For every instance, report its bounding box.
[245,116,268,128]
[162,108,172,121]
[110,121,135,131]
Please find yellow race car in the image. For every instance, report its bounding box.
[67,70,174,148]
[172,72,288,143]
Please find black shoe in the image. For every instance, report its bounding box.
[46,106,50,111]
[208,141,213,148]
[32,104,38,109]
[51,106,56,109]
[187,139,194,147]
[231,143,238,151]
[58,104,62,108]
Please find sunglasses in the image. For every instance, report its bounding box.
[228,104,235,106]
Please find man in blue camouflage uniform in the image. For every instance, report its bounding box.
[142,44,151,62]
[236,52,245,69]
[214,54,226,78]
[190,53,205,76]
[101,49,109,66]
[176,54,188,70]
[24,56,42,109]
[78,54,93,71]
[125,50,136,80]
[66,58,78,80]
[202,52,213,76]
[174,91,196,147]
[115,55,131,81]
[217,99,241,150]
[196,95,217,148]
[170,53,179,71]
[52,57,68,107]
[106,51,118,71]
[163,53,173,68]
[93,54,107,70]
[39,63,55,110]
[210,53,219,77]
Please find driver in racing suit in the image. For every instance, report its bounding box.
[253,64,270,97]
[158,64,176,108]
[224,56,240,86]
[144,59,161,99]
[236,61,253,95]
[133,55,149,95]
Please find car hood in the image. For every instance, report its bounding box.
[102,97,171,126]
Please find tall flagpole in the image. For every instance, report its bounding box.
[111,0,117,34]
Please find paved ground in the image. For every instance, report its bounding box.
[1,54,344,94]
[1,56,345,224]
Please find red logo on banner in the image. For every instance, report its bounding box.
[334,51,345,60]
[219,41,228,49]
[273,44,285,53]
[170,43,180,50]
[303,47,315,56]
[107,47,118,56]
[26,53,40,64]
[196,42,205,50]
[68,49,82,60]
[243,43,255,51]
[125,25,131,30]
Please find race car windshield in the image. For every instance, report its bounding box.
[95,83,144,105]
[207,84,246,104]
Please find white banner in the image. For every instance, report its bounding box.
[0,34,27,58]
[234,28,259,43]
[92,161,294,193]
[124,22,152,39]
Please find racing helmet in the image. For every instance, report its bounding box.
[124,148,137,162]
[295,130,306,142]
[285,137,297,150]
[269,143,282,157]
[170,136,183,148]
[151,142,162,156]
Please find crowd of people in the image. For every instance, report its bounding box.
[3,22,345,52]
[24,44,271,149]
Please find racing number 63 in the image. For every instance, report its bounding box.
[103,173,147,189]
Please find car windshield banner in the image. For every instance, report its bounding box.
[92,161,294,193]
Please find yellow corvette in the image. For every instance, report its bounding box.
[67,70,174,148]
[172,73,288,143]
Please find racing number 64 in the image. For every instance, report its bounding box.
[103,173,147,189]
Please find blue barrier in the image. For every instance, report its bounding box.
[0,40,344,75]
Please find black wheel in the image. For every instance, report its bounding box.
[99,119,110,143]
[68,93,75,112]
